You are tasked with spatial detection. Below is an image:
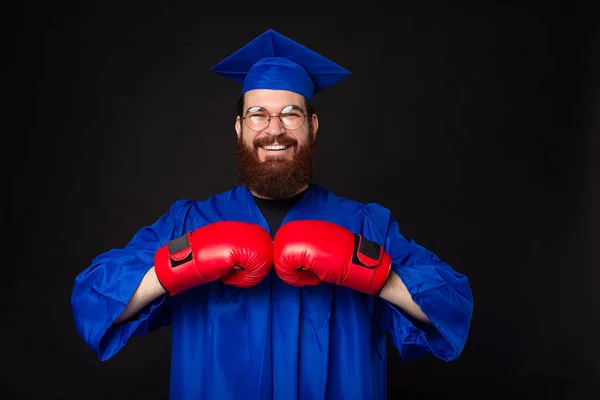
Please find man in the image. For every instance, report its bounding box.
[71,29,474,399]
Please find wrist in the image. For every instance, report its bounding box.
[148,266,167,297]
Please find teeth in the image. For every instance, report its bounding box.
[262,145,288,150]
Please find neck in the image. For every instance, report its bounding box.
[250,183,309,200]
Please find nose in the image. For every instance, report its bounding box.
[263,116,286,137]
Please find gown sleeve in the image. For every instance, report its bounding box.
[366,203,474,362]
[70,200,190,361]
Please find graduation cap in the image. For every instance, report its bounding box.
[210,29,351,101]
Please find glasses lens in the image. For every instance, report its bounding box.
[245,107,269,131]
[280,105,305,130]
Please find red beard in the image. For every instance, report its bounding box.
[235,131,316,199]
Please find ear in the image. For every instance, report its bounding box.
[235,116,242,138]
[311,113,319,138]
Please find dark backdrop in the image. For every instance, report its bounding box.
[4,3,599,399]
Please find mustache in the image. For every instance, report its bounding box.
[253,135,298,148]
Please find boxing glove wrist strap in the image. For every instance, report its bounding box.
[343,234,392,295]
[154,232,202,296]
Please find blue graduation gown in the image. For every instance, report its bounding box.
[71,184,474,399]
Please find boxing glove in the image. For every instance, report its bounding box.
[273,220,392,295]
[154,221,273,296]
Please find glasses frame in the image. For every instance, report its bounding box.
[242,106,308,132]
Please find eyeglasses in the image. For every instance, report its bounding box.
[242,105,307,131]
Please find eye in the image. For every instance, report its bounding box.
[281,112,302,119]
[249,113,268,122]
[246,106,269,121]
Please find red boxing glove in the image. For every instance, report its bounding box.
[154,221,273,296]
[273,220,392,295]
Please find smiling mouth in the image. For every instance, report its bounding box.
[261,145,290,151]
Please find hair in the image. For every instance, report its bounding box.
[236,94,316,119]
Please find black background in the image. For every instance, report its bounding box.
[4,3,600,399]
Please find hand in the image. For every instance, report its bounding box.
[273,220,391,295]
[154,221,273,296]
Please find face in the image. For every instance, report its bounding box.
[234,89,319,199]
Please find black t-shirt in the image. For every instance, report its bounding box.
[252,187,309,239]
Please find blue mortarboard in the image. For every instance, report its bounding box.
[210,29,351,101]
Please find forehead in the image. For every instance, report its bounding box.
[244,89,305,111]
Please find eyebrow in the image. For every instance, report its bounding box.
[246,105,305,113]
